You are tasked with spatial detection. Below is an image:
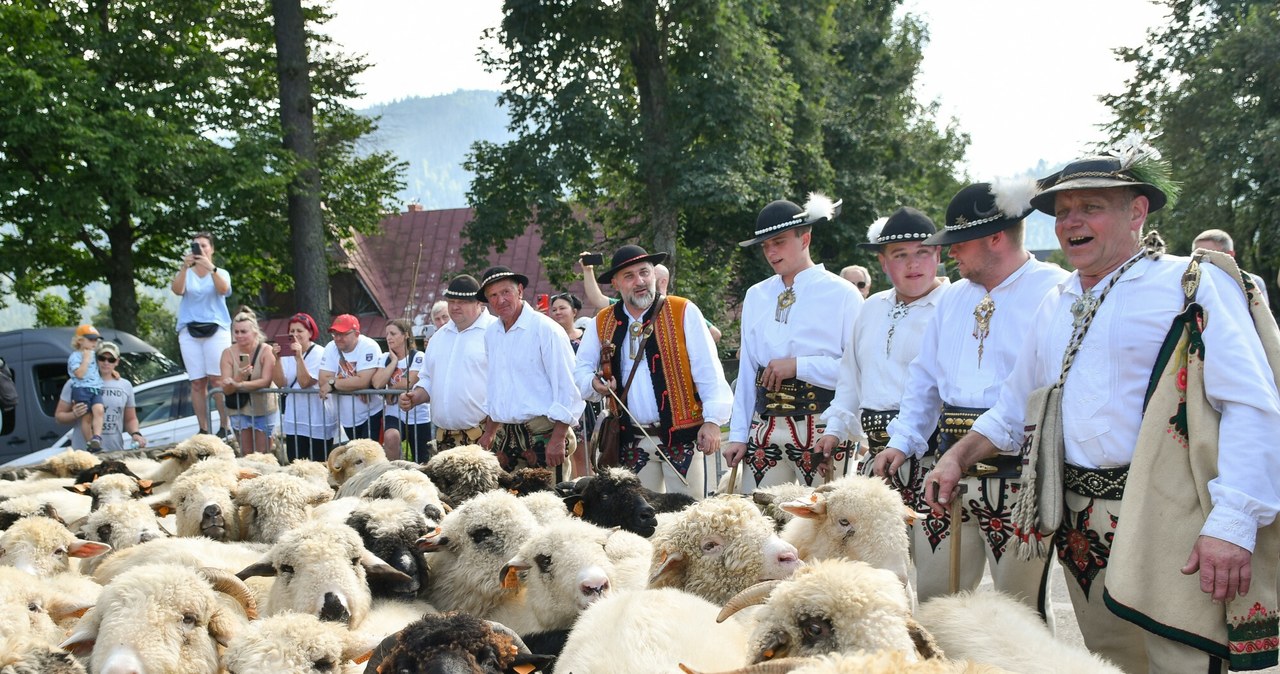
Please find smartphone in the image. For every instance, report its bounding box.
[238,353,249,366]
[190,241,202,256]
[274,334,295,357]
[580,252,604,267]
[537,293,550,312]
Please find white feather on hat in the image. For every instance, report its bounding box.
[866,217,888,244]
[803,192,836,223]
[991,175,1038,219]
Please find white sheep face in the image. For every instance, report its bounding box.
[0,516,109,578]
[223,612,372,674]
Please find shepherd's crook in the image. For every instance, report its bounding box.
[599,382,689,488]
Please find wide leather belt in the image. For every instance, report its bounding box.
[755,370,834,417]
[1064,464,1128,500]
[860,409,897,449]
[936,406,1020,478]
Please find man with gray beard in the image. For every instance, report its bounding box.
[574,245,732,497]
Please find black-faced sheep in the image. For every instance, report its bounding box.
[236,519,411,629]
[494,518,652,636]
[423,444,504,506]
[750,482,813,531]
[419,489,538,618]
[718,559,937,664]
[649,495,801,605]
[70,458,141,485]
[0,516,109,578]
[0,643,87,674]
[363,612,554,674]
[498,467,557,496]
[555,588,751,674]
[0,497,63,531]
[234,472,334,544]
[779,476,916,605]
[916,591,1125,674]
[347,499,432,599]
[560,469,698,534]
[61,564,256,674]
[223,611,376,674]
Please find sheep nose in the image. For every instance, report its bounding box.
[138,531,155,543]
[319,592,350,623]
[581,578,610,596]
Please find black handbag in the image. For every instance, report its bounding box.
[187,322,220,338]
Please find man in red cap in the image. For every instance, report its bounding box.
[318,314,385,444]
[574,245,732,496]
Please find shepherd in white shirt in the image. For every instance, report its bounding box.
[875,180,1067,615]
[400,275,498,450]
[816,207,948,511]
[475,266,585,479]
[723,194,863,490]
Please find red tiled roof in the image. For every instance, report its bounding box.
[342,206,589,321]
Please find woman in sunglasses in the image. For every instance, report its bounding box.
[54,341,146,451]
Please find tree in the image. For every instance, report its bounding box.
[91,295,181,363]
[465,0,966,315]
[1103,0,1280,306]
[0,0,403,333]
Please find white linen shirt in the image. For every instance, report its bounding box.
[729,264,864,444]
[971,254,1280,550]
[821,281,950,443]
[414,312,497,430]
[320,335,384,427]
[484,302,585,426]
[573,298,733,426]
[887,257,1067,457]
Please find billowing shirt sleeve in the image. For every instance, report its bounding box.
[540,323,586,426]
[683,301,733,426]
[729,289,764,444]
[574,315,605,403]
[795,288,862,389]
[821,337,862,444]
[886,305,945,458]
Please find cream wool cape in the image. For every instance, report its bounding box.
[1104,250,1280,670]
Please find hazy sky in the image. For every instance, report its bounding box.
[323,0,1167,179]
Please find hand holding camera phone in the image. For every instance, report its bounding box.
[238,353,250,379]
[579,252,604,267]
[190,241,203,257]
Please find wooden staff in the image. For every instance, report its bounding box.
[948,483,968,595]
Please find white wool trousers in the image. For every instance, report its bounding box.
[626,435,707,499]
[735,413,852,491]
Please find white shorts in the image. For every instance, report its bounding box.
[179,326,231,380]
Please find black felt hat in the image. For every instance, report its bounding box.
[1031,156,1171,215]
[442,274,481,301]
[858,207,938,251]
[924,179,1037,246]
[475,266,529,302]
[596,245,668,285]
[738,193,842,247]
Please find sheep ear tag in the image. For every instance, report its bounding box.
[500,565,522,590]
[353,649,372,665]
[572,501,584,517]
[512,665,537,674]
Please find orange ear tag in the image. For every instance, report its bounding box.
[572,501,584,517]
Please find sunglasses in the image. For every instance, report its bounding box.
[96,355,118,363]
[854,281,868,289]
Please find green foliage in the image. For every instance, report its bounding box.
[91,295,181,363]
[32,292,81,329]
[0,0,403,331]
[1103,0,1280,306]
[466,0,967,302]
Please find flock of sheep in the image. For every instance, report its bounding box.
[0,436,1124,673]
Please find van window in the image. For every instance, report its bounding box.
[34,363,69,417]
[118,352,182,384]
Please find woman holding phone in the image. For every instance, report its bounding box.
[372,319,428,461]
[171,232,233,439]
[219,307,277,454]
[271,312,336,462]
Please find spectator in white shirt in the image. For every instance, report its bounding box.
[318,314,384,443]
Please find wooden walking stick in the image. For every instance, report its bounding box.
[948,482,968,595]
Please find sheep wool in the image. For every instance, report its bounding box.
[422,444,504,506]
[223,611,376,674]
[422,489,539,618]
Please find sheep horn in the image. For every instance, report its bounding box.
[199,567,259,619]
[717,580,781,623]
[678,658,816,674]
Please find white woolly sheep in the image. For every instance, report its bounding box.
[63,472,159,512]
[0,639,87,674]
[236,519,410,629]
[223,611,376,674]
[422,444,504,506]
[494,518,652,634]
[649,495,802,605]
[148,434,237,485]
[419,489,538,618]
[326,439,390,489]
[718,558,936,665]
[917,590,1125,674]
[0,566,93,644]
[360,468,446,524]
[0,516,109,578]
[780,476,917,606]
[155,457,247,541]
[61,563,257,674]
[234,472,334,544]
[519,490,569,526]
[238,451,281,471]
[0,495,64,530]
[283,458,332,488]
[678,651,1011,674]
[556,588,751,674]
[78,500,168,575]
[27,449,99,479]
[91,536,271,587]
